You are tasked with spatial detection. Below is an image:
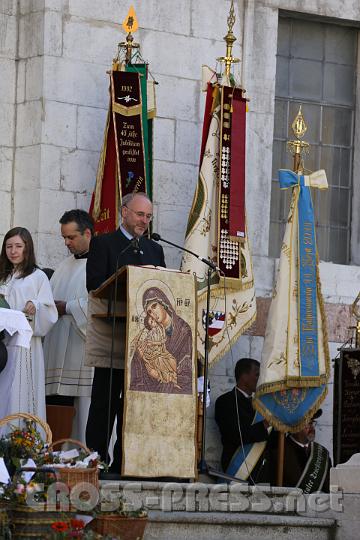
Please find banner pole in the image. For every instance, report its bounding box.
[276,432,285,486]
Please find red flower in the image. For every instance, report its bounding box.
[51,521,69,532]
[70,519,85,531]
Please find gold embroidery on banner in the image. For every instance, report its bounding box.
[212,156,219,177]
[294,343,300,368]
[287,187,298,223]
[293,282,298,298]
[273,387,307,414]
[268,352,287,369]
[228,297,252,330]
[281,242,291,260]
[200,210,211,236]
[240,250,248,279]
[286,188,299,380]
[203,148,211,159]
[112,101,142,116]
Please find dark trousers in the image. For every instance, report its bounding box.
[46,395,75,406]
[86,367,124,472]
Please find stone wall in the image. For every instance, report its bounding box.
[1,0,359,468]
[0,0,17,240]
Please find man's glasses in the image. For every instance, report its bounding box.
[124,206,153,221]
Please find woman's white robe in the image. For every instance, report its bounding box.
[0,269,57,421]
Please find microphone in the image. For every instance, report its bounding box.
[151,232,221,273]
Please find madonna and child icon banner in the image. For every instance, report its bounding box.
[122,266,198,478]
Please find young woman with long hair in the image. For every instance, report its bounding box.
[0,227,57,420]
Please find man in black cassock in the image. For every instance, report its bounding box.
[215,358,272,483]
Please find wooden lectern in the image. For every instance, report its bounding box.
[84,265,198,479]
[85,266,128,370]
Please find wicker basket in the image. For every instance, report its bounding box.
[48,438,99,512]
[89,515,148,539]
[10,504,75,539]
[6,467,74,539]
[0,505,9,529]
[0,412,53,444]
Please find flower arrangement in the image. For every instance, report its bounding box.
[0,420,45,471]
[0,421,107,478]
[49,518,118,538]
[0,477,37,505]
[46,518,115,539]
[50,518,86,538]
[0,419,118,539]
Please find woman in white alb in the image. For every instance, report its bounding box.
[0,227,57,420]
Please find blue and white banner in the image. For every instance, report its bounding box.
[226,410,271,480]
[253,169,330,431]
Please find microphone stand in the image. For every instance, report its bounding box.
[105,237,140,476]
[199,265,212,473]
[151,233,219,474]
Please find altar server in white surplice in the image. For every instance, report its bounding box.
[0,227,58,421]
[44,210,94,442]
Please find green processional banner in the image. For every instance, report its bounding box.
[90,65,155,235]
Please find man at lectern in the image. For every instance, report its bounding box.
[85,192,165,473]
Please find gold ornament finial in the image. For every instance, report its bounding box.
[287,105,310,173]
[217,0,240,78]
[117,6,140,66]
[227,0,236,34]
[291,105,307,139]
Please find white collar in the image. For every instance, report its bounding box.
[289,435,310,449]
[120,224,133,240]
[236,386,253,399]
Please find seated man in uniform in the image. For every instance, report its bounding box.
[215,358,273,484]
[274,409,331,493]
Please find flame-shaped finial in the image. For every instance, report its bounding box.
[217,0,240,78]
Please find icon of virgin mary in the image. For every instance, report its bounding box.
[129,286,193,394]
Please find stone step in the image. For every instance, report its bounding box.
[100,480,333,516]
[144,511,336,540]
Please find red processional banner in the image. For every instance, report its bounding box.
[89,70,148,235]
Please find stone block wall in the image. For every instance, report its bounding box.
[0,0,17,245]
